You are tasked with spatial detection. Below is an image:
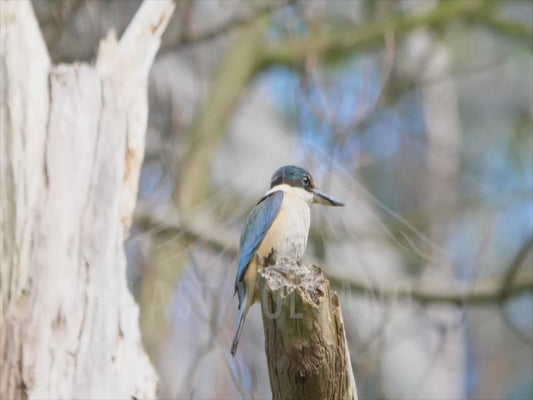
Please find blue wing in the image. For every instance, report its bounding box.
[231,190,283,356]
[235,191,284,296]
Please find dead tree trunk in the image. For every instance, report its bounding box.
[258,260,358,400]
[0,1,174,398]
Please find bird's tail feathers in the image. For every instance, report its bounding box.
[235,280,245,309]
[231,294,248,357]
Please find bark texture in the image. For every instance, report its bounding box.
[0,1,174,398]
[258,259,358,400]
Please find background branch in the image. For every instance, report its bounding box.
[134,212,533,306]
[262,0,488,68]
[476,6,533,42]
[160,0,296,53]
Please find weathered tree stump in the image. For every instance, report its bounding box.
[258,259,358,400]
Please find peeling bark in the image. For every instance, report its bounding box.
[258,260,358,400]
[0,1,174,398]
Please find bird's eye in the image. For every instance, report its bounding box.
[302,176,311,187]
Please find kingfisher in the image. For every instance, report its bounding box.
[231,165,344,356]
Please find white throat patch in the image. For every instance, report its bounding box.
[265,184,314,204]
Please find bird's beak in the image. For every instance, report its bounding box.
[312,188,345,207]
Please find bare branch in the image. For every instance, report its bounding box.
[328,272,533,307]
[262,0,489,68]
[134,212,533,306]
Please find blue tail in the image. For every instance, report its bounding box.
[231,293,248,357]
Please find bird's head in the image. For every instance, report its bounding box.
[270,165,344,206]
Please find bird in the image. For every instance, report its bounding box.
[231,165,344,356]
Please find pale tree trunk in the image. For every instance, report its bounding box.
[258,260,358,400]
[0,1,174,398]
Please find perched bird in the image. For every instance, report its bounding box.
[231,165,344,356]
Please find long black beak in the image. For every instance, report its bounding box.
[312,188,345,207]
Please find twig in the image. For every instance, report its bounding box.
[495,235,533,340]
[499,235,533,301]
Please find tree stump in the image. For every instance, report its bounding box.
[258,259,358,400]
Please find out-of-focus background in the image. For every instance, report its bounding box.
[33,0,532,398]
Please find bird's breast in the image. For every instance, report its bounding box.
[258,193,310,261]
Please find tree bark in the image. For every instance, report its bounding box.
[258,259,358,400]
[0,1,174,398]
